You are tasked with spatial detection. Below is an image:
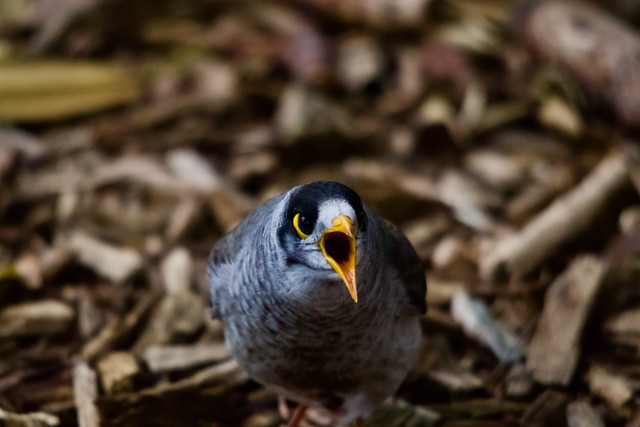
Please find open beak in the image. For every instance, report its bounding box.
[319,214,357,303]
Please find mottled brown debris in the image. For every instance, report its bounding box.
[1,1,639,426]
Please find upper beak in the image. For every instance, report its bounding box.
[319,214,357,303]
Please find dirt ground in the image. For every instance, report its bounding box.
[1,0,640,426]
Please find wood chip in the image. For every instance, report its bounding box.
[366,401,440,427]
[0,408,59,427]
[165,148,220,194]
[87,155,191,195]
[207,187,255,232]
[240,412,282,427]
[77,288,104,339]
[506,176,572,224]
[451,291,523,362]
[526,256,606,385]
[425,276,466,306]
[586,365,633,412]
[82,293,160,362]
[97,352,140,395]
[440,422,520,427]
[68,230,143,283]
[605,307,640,336]
[0,126,46,160]
[164,196,202,242]
[521,1,640,128]
[428,399,527,419]
[520,389,569,427]
[142,343,231,374]
[336,35,384,91]
[276,83,355,143]
[160,247,193,295]
[464,149,525,192]
[481,151,628,280]
[132,292,205,352]
[436,169,500,231]
[40,244,74,280]
[0,300,73,337]
[96,359,248,427]
[428,368,485,393]
[504,363,534,399]
[14,251,43,289]
[537,95,583,138]
[73,361,101,427]
[420,335,485,394]
[567,400,605,427]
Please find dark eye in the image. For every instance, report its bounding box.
[293,213,314,238]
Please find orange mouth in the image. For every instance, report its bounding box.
[319,214,357,303]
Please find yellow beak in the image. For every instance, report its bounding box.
[319,214,358,303]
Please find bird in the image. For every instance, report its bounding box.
[207,181,426,427]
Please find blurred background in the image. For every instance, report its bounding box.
[1,0,640,426]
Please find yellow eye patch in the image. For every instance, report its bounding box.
[293,213,309,239]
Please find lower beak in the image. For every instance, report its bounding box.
[319,214,357,303]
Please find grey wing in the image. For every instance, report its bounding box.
[207,194,284,318]
[376,216,427,314]
[207,230,239,319]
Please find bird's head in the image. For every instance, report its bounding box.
[278,181,367,303]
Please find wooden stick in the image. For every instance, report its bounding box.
[481,151,628,280]
[526,256,606,385]
[73,361,101,427]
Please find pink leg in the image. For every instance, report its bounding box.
[286,405,308,427]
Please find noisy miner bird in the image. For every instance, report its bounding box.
[207,181,426,427]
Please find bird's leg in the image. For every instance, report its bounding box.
[286,405,308,427]
[351,418,364,427]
